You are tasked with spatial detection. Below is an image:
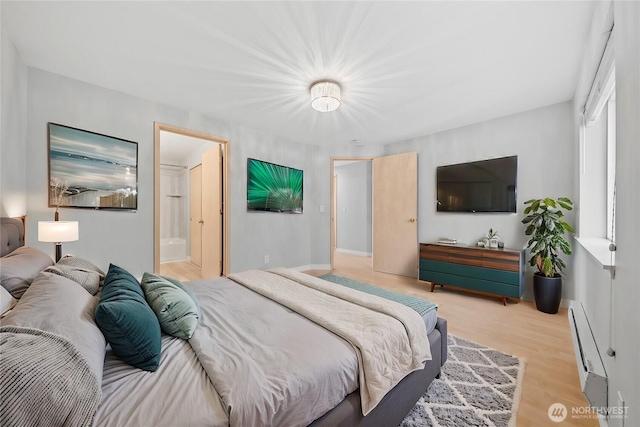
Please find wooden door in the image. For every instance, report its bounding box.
[201,146,222,278]
[190,165,203,268]
[372,152,418,277]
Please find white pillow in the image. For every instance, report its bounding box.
[1,285,18,316]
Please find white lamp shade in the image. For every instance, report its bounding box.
[38,221,79,243]
[310,81,341,112]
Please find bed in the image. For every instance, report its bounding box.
[0,217,447,427]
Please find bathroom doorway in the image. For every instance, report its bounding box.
[154,123,230,280]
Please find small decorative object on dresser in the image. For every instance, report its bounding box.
[419,243,524,306]
[486,228,500,248]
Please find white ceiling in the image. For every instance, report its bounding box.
[159,130,216,165]
[2,1,595,146]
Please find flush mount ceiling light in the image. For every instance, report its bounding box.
[310,81,341,112]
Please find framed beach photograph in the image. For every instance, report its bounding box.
[48,123,138,210]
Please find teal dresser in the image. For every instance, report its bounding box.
[419,243,524,305]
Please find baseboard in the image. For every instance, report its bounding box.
[291,264,332,272]
[523,291,574,309]
[560,298,573,309]
[598,413,608,427]
[335,248,372,257]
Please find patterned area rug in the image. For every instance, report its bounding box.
[401,335,526,427]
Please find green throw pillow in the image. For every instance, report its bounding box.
[95,264,162,372]
[141,273,200,340]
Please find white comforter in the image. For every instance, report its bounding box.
[229,268,431,416]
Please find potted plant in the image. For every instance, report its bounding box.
[522,197,575,314]
[487,228,500,248]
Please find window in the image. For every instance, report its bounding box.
[578,31,616,263]
[605,94,615,241]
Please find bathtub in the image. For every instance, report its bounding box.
[160,238,187,264]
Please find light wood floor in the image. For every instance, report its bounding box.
[306,252,597,427]
[159,260,203,282]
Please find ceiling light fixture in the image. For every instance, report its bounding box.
[310,81,341,112]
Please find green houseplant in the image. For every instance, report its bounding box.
[522,197,575,313]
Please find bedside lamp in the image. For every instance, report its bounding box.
[38,221,79,262]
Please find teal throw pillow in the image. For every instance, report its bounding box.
[95,264,161,372]
[141,273,200,339]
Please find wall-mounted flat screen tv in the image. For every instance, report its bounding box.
[437,155,517,213]
[247,158,303,213]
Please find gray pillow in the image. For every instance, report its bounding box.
[141,273,200,339]
[44,255,105,295]
[0,246,54,298]
[2,271,107,386]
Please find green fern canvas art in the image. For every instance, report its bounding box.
[247,158,303,213]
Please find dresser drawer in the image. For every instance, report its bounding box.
[420,270,522,298]
[421,259,520,286]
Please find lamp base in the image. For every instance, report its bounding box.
[55,243,62,263]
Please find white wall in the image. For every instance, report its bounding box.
[383,101,575,300]
[159,167,187,241]
[608,0,640,423]
[335,161,372,255]
[24,68,317,276]
[572,1,640,425]
[230,127,315,271]
[0,29,27,217]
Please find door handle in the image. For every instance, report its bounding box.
[409,218,416,222]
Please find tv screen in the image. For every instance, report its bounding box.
[247,158,303,213]
[437,156,517,213]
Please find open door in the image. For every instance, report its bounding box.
[372,152,418,277]
[201,146,222,278]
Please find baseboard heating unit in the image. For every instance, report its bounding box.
[568,301,608,408]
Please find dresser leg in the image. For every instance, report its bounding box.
[430,282,436,292]
[502,296,507,306]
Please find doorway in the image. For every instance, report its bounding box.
[333,159,373,260]
[331,157,373,270]
[330,153,418,278]
[154,123,230,280]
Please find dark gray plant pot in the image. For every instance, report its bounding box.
[533,273,562,314]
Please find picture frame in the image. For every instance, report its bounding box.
[247,158,303,214]
[48,123,138,211]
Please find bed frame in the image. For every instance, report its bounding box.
[1,216,26,257]
[311,317,447,426]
